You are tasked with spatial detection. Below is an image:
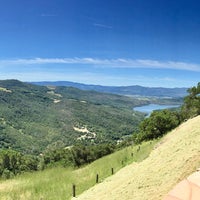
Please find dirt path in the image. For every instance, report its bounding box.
[72,116,200,200]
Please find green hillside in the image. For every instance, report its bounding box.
[0,79,149,154]
[0,140,156,200]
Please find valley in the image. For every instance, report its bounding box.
[0,80,181,155]
[1,79,199,200]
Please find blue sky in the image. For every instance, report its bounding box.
[0,0,200,87]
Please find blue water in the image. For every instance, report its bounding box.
[133,104,180,116]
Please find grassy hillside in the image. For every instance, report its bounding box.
[0,80,148,154]
[1,115,199,200]
[74,115,200,200]
[0,141,157,200]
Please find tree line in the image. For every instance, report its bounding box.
[0,143,115,179]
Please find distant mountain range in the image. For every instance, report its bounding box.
[32,81,188,98]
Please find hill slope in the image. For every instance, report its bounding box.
[0,80,148,154]
[74,115,200,200]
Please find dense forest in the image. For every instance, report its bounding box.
[1,80,197,179]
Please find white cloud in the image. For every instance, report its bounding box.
[0,57,200,72]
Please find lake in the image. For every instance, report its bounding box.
[133,104,180,116]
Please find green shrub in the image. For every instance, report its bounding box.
[135,109,180,142]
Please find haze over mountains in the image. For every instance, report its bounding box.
[32,81,188,98]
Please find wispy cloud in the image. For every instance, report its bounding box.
[40,13,57,17]
[93,23,112,29]
[0,57,200,72]
[83,15,113,29]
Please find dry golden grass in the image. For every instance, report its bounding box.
[74,116,200,200]
[0,180,21,192]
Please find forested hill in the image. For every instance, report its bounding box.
[32,81,188,98]
[0,79,151,155]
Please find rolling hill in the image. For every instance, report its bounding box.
[0,79,150,154]
[74,115,200,200]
